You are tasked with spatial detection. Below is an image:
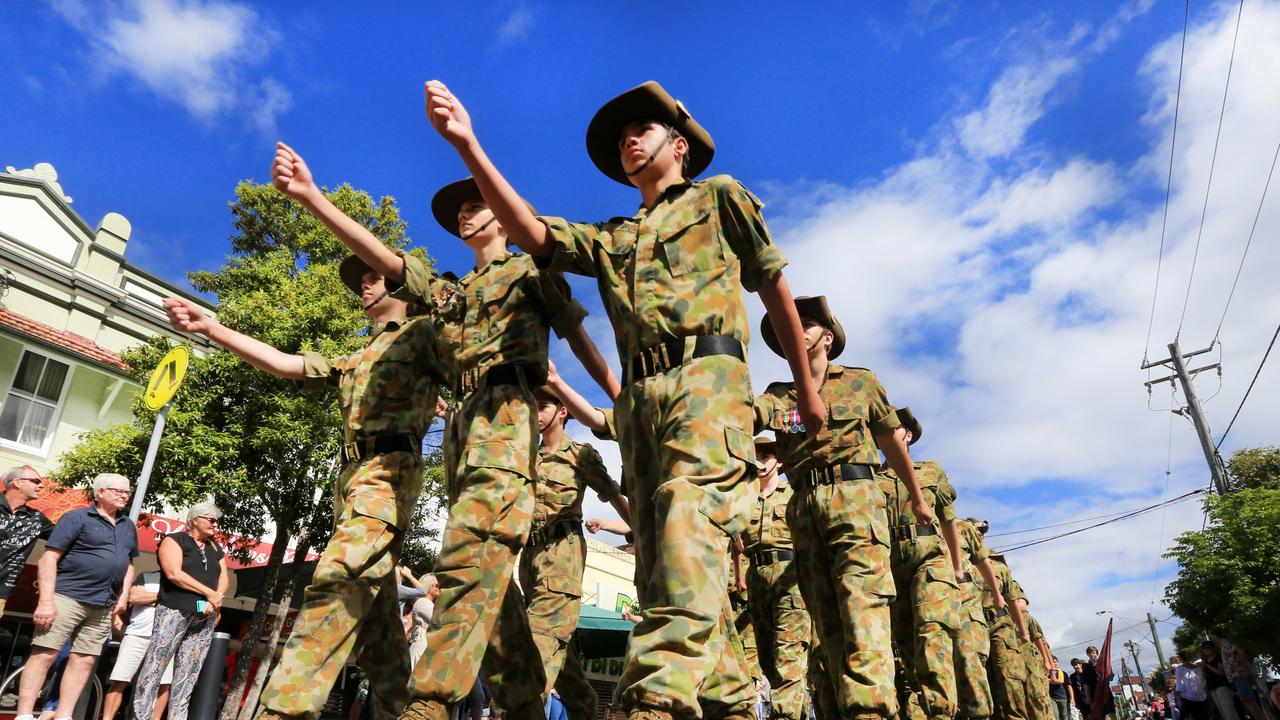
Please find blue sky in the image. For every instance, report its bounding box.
[6,0,1280,656]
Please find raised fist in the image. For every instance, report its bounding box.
[164,297,214,336]
[271,141,318,200]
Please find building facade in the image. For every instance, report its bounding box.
[0,162,214,475]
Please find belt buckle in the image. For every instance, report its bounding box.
[342,441,360,463]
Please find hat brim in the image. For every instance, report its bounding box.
[896,407,923,445]
[338,255,373,297]
[753,436,777,456]
[586,81,715,186]
[431,177,536,238]
[761,295,846,360]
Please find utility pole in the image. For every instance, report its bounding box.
[1147,613,1167,670]
[1119,657,1135,715]
[1125,640,1147,698]
[1143,338,1229,494]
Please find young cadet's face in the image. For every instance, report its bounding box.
[458,199,499,242]
[618,120,686,181]
[360,271,387,304]
[536,400,565,432]
[801,318,832,357]
[756,449,779,478]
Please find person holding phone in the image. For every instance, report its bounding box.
[131,503,228,720]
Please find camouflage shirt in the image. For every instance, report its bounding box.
[983,560,1026,612]
[741,481,795,553]
[754,364,902,475]
[533,436,621,528]
[393,251,587,383]
[299,315,446,443]
[878,460,957,529]
[956,518,990,586]
[537,175,787,362]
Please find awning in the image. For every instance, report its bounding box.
[574,605,633,659]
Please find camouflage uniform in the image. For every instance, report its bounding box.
[523,436,623,720]
[393,251,586,720]
[539,174,786,719]
[742,481,812,720]
[754,365,903,719]
[260,314,446,720]
[728,548,760,678]
[984,561,1028,720]
[949,517,994,720]
[1020,615,1051,720]
[879,461,963,720]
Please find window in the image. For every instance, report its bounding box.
[0,350,71,450]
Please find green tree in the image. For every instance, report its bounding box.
[52,181,446,718]
[1168,622,1206,659]
[1226,445,1280,491]
[1164,449,1280,663]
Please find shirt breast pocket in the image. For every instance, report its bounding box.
[659,206,726,277]
[825,403,866,449]
[480,277,525,334]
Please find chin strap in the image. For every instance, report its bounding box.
[362,290,388,311]
[460,216,497,241]
[624,126,675,178]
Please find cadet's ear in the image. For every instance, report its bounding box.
[671,134,689,163]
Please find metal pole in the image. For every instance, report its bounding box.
[129,402,170,520]
[1126,641,1147,698]
[1147,613,1167,670]
[1167,339,1230,494]
[190,631,232,720]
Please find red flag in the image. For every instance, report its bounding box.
[1090,618,1116,720]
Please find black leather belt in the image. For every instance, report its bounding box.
[892,523,939,541]
[456,363,544,396]
[342,434,419,463]
[526,520,583,548]
[750,549,795,565]
[625,335,744,384]
[985,606,1010,620]
[793,463,875,490]
[957,571,974,584]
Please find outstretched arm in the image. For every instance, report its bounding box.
[608,495,632,526]
[942,518,964,577]
[585,518,631,537]
[978,558,1006,610]
[545,361,609,432]
[565,325,621,400]
[757,273,825,434]
[164,298,305,379]
[424,81,552,257]
[271,141,406,283]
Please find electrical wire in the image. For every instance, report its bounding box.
[1177,0,1246,339]
[1144,0,1192,363]
[994,489,1206,553]
[1213,133,1280,344]
[986,505,1163,538]
[1215,318,1280,449]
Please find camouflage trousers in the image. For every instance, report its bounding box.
[1020,650,1051,720]
[518,529,597,720]
[747,558,812,720]
[890,537,962,720]
[260,451,421,720]
[789,475,897,719]
[730,587,760,678]
[953,592,992,720]
[986,621,1028,720]
[698,591,757,720]
[409,382,546,720]
[809,641,841,720]
[614,355,758,720]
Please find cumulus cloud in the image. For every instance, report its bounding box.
[495,3,535,46]
[51,0,292,133]
[736,0,1280,653]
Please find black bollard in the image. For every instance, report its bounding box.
[190,632,232,720]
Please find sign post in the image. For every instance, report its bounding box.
[129,346,189,520]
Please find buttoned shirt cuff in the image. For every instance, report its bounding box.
[740,245,788,293]
[296,351,336,393]
[869,410,902,436]
[550,299,588,339]
[939,501,957,523]
[388,251,436,303]
[535,217,582,274]
[595,481,622,503]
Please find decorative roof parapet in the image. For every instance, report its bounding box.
[5,162,73,204]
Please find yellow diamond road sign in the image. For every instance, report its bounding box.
[145,346,189,411]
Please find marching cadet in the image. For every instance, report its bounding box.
[945,518,1005,720]
[269,146,617,720]
[162,257,446,720]
[878,408,965,720]
[525,385,630,720]
[1018,609,1054,720]
[423,79,824,720]
[983,552,1031,720]
[738,438,812,720]
[754,295,934,720]
[728,538,761,681]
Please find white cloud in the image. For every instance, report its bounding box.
[495,4,535,46]
[52,0,292,133]
[741,0,1280,653]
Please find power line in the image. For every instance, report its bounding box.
[1213,133,1280,343]
[1177,0,1246,339]
[1216,318,1280,450]
[1144,0,1191,362]
[995,489,1206,553]
[987,505,1165,538]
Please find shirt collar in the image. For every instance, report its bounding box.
[461,250,515,285]
[371,316,408,337]
[638,178,695,213]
